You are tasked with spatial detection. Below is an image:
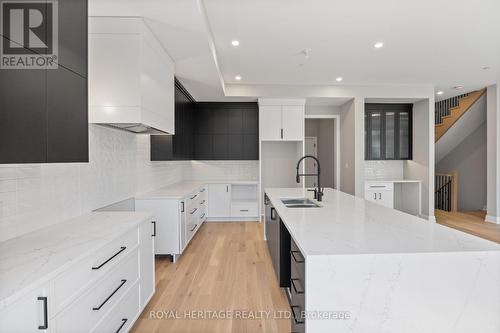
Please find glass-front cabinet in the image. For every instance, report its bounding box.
[365,104,413,160]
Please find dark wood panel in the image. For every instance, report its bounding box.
[194,134,213,160]
[151,135,173,161]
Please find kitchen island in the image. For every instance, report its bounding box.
[265,187,500,333]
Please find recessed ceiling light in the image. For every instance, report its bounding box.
[231,40,240,47]
[374,42,384,49]
[436,91,444,95]
[454,85,464,90]
[235,75,242,81]
[336,77,343,82]
[481,66,490,70]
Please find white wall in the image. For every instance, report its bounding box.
[486,84,500,223]
[437,122,487,211]
[0,125,189,242]
[340,100,355,194]
[404,99,434,220]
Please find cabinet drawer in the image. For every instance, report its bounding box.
[53,248,139,333]
[92,281,139,333]
[53,228,138,314]
[365,182,394,191]
[290,304,305,333]
[231,202,258,217]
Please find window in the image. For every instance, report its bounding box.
[365,104,413,160]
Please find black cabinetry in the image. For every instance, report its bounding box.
[365,103,412,161]
[151,80,259,161]
[0,0,88,163]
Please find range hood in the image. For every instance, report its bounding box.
[104,123,170,135]
[88,17,175,136]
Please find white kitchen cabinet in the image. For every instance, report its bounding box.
[365,182,394,208]
[89,17,174,134]
[259,102,305,141]
[260,106,282,140]
[282,105,305,140]
[139,219,155,307]
[208,184,232,217]
[135,186,206,261]
[0,284,50,332]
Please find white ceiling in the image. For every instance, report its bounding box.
[90,0,500,101]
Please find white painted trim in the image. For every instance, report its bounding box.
[419,214,436,222]
[258,98,306,106]
[485,215,500,224]
[305,114,341,191]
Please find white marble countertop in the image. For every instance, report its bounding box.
[136,180,259,200]
[265,188,500,257]
[365,179,422,183]
[0,211,152,308]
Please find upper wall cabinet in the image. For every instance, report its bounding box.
[259,99,305,141]
[88,17,174,134]
[0,0,88,164]
[365,103,413,160]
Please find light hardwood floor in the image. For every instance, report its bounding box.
[435,210,500,243]
[131,222,291,333]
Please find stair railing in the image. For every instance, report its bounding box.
[435,93,470,125]
[435,171,458,212]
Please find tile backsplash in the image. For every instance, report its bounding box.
[0,125,189,242]
[0,126,259,242]
[364,160,404,180]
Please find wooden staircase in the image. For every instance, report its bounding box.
[435,88,486,141]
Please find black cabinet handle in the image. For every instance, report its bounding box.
[240,209,249,212]
[200,188,206,192]
[200,213,205,219]
[226,185,229,192]
[290,278,304,294]
[200,199,206,204]
[291,250,305,263]
[373,193,376,200]
[190,194,197,200]
[115,318,128,333]
[190,224,197,232]
[291,305,304,324]
[92,247,126,270]
[190,207,198,215]
[378,192,381,200]
[92,279,127,311]
[270,207,276,220]
[152,220,156,237]
[37,296,48,330]
[181,202,185,212]
[264,195,269,205]
[281,128,284,139]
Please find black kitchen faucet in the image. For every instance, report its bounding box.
[296,155,323,201]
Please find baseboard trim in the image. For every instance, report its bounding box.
[205,217,259,222]
[485,215,500,224]
[419,214,436,222]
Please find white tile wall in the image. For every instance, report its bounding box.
[364,160,404,180]
[0,125,190,242]
[188,160,259,181]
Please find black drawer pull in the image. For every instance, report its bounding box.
[92,247,127,270]
[370,185,387,188]
[190,208,198,215]
[115,318,128,333]
[291,278,304,294]
[92,279,127,311]
[240,209,249,212]
[190,224,198,232]
[152,220,156,237]
[270,207,276,220]
[200,213,206,219]
[181,201,185,212]
[200,188,206,192]
[190,194,197,200]
[291,250,305,263]
[200,200,206,204]
[291,305,304,325]
[37,296,48,330]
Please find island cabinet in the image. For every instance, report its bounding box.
[0,213,155,333]
[290,238,306,333]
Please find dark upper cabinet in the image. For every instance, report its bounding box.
[150,82,259,161]
[46,68,88,162]
[55,0,88,77]
[0,0,88,164]
[365,103,413,160]
[0,68,47,163]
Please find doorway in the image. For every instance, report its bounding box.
[304,118,336,189]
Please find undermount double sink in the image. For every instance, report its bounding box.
[281,198,321,208]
